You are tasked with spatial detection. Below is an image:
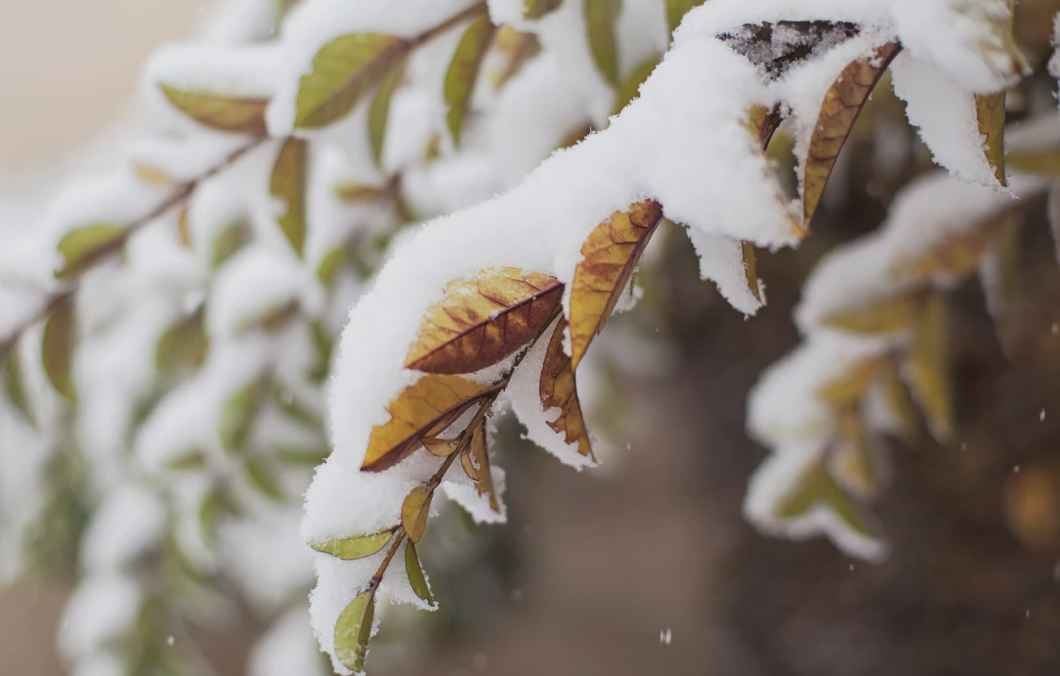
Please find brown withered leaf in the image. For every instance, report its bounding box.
[744,103,783,150]
[821,292,924,335]
[803,42,900,227]
[159,85,268,135]
[467,417,498,512]
[405,267,563,374]
[361,374,490,471]
[905,293,953,443]
[569,199,664,368]
[739,241,763,303]
[539,318,593,458]
[976,92,1006,186]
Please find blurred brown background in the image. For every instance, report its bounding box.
[4,2,1060,675]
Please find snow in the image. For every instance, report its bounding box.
[81,485,166,572]
[59,574,143,659]
[250,607,330,676]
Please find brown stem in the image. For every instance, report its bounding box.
[410,1,488,47]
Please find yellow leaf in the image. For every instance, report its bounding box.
[269,137,308,257]
[803,42,900,227]
[1006,148,1060,176]
[905,293,953,443]
[821,292,923,335]
[612,53,660,115]
[815,357,884,411]
[159,84,268,135]
[42,295,76,402]
[404,541,435,605]
[295,33,407,129]
[401,485,432,543]
[539,318,593,458]
[739,241,763,303]
[405,267,563,374]
[55,224,125,280]
[976,91,1006,186]
[569,199,664,368]
[584,0,621,86]
[524,0,563,19]
[445,13,496,146]
[361,374,490,471]
[878,359,919,444]
[334,591,375,673]
[368,57,407,167]
[423,436,461,457]
[311,530,393,560]
[831,412,882,499]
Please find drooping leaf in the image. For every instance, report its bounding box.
[219,378,266,452]
[269,137,308,257]
[467,417,498,511]
[159,84,269,135]
[294,33,407,129]
[803,42,900,227]
[612,53,660,115]
[361,374,490,471]
[211,221,250,270]
[878,359,919,444]
[975,92,1006,186]
[821,292,923,335]
[405,267,563,374]
[334,591,375,673]
[492,28,541,89]
[55,224,125,280]
[980,213,1022,326]
[275,444,330,466]
[891,210,1018,284]
[739,241,763,303]
[155,308,208,375]
[445,13,495,146]
[831,412,882,499]
[569,199,664,368]
[2,345,34,427]
[665,0,703,35]
[904,293,953,443]
[42,295,76,402]
[369,58,407,167]
[524,0,563,19]
[311,530,393,560]
[584,0,622,86]
[401,485,432,543]
[815,357,884,411]
[308,319,334,383]
[776,458,873,537]
[244,456,285,501]
[404,541,435,605]
[539,318,593,458]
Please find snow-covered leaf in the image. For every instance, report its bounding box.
[821,293,922,335]
[539,318,592,458]
[815,357,883,411]
[334,591,375,673]
[975,92,1006,186]
[665,0,703,35]
[244,456,285,501]
[612,53,660,114]
[219,378,266,452]
[156,308,208,375]
[776,459,873,538]
[311,530,393,561]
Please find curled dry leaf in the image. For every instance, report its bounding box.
[269,137,308,257]
[975,92,1006,186]
[803,42,900,227]
[904,293,953,443]
[334,591,375,673]
[445,13,496,146]
[311,530,393,560]
[159,85,269,135]
[401,485,432,543]
[405,267,563,374]
[539,318,593,458]
[361,374,490,471]
[569,199,664,368]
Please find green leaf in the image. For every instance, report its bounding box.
[404,541,435,605]
[368,58,407,167]
[42,296,76,402]
[524,0,563,19]
[55,224,125,280]
[294,33,406,129]
[219,378,265,452]
[776,460,872,537]
[165,449,208,472]
[444,13,496,146]
[269,138,308,257]
[272,383,322,429]
[316,245,349,288]
[584,0,622,87]
[275,444,330,466]
[198,486,238,545]
[211,221,250,270]
[401,485,432,543]
[611,53,660,115]
[665,0,704,35]
[155,308,208,375]
[311,530,393,560]
[244,456,285,501]
[334,591,375,673]
[159,84,268,135]
[308,319,334,384]
[2,344,35,427]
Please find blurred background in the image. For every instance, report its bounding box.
[3,2,1060,675]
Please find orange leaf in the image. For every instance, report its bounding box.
[539,318,593,459]
[466,417,498,512]
[405,267,563,374]
[361,374,490,471]
[803,42,899,227]
[569,199,664,368]
[401,486,431,543]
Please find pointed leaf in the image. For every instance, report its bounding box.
[369,58,407,167]
[159,84,268,135]
[401,485,432,543]
[334,591,375,673]
[821,292,923,335]
[905,293,953,443]
[244,456,285,501]
[1007,148,1060,176]
[406,267,563,374]
[815,357,884,411]
[55,224,125,280]
[739,241,763,303]
[612,53,660,114]
[334,182,391,203]
[423,436,461,457]
[878,359,919,444]
[539,318,593,458]
[803,42,899,227]
[776,459,873,537]
[2,345,34,427]
[308,319,333,383]
[570,199,664,367]
[316,244,349,289]
[891,210,1018,284]
[445,14,495,146]
[219,378,266,452]
[831,412,881,499]
[665,0,703,35]
[294,33,407,129]
[524,0,563,19]
[468,417,498,511]
[211,221,250,270]
[165,449,207,472]
[493,28,541,88]
[975,92,1006,186]
[362,374,490,471]
[42,295,76,402]
[312,530,393,560]
[404,541,435,605]
[584,0,621,86]
[270,137,308,257]
[275,445,330,466]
